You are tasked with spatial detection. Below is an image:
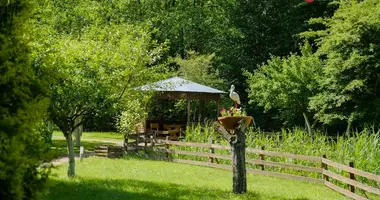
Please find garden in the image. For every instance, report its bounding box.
[1,0,380,200]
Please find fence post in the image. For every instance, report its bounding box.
[150,135,155,148]
[209,136,214,163]
[79,146,84,162]
[124,138,128,151]
[259,146,265,171]
[135,135,139,153]
[165,136,170,159]
[322,154,329,181]
[144,133,148,148]
[349,161,355,193]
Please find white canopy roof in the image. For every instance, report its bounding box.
[137,77,226,94]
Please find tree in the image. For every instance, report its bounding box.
[246,44,323,135]
[220,0,335,98]
[28,0,167,177]
[175,52,225,90]
[46,0,336,130]
[0,0,50,199]
[307,0,380,131]
[174,52,227,121]
[58,28,163,177]
[30,16,165,178]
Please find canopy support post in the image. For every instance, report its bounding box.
[187,99,191,125]
[216,100,220,120]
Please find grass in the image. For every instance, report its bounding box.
[44,139,116,161]
[52,131,123,140]
[47,131,123,160]
[44,156,349,200]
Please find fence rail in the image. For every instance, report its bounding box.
[246,158,323,173]
[322,158,380,182]
[124,134,380,200]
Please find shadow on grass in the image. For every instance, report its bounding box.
[43,140,116,161]
[52,139,116,151]
[44,177,260,200]
[44,176,311,200]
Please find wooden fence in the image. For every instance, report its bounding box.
[94,145,124,158]
[124,135,380,200]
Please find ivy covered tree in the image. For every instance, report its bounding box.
[246,44,323,136]
[306,0,380,131]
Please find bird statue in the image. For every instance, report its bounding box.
[229,85,241,108]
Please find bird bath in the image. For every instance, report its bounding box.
[217,116,253,130]
[214,84,252,194]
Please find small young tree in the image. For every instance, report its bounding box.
[246,44,322,136]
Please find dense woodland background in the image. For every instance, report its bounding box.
[1,0,380,199]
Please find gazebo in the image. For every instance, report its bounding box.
[137,77,226,139]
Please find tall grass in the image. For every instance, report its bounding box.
[178,124,380,189]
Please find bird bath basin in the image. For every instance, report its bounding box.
[217,116,253,130]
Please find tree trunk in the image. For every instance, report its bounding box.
[74,118,83,147]
[230,121,247,194]
[65,132,75,177]
[346,112,356,136]
[48,121,53,132]
[346,116,353,136]
[302,112,312,137]
[198,100,204,122]
[74,126,80,148]
[311,119,318,129]
[187,100,191,124]
[214,120,247,194]
[179,0,185,58]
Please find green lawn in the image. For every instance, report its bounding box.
[44,139,116,161]
[44,156,350,200]
[53,131,123,140]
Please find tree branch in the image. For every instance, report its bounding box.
[214,121,232,141]
[117,75,133,100]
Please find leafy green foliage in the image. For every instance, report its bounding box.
[28,0,167,176]
[174,52,227,121]
[0,0,50,199]
[308,0,380,126]
[118,99,147,136]
[219,0,334,97]
[246,44,323,127]
[175,52,225,89]
[42,25,163,134]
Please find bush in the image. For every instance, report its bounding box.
[0,1,51,198]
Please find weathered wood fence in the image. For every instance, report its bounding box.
[124,135,380,200]
[94,145,124,158]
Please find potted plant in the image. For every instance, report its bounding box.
[218,107,252,130]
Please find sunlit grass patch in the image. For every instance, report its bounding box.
[44,156,349,200]
[53,131,123,140]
